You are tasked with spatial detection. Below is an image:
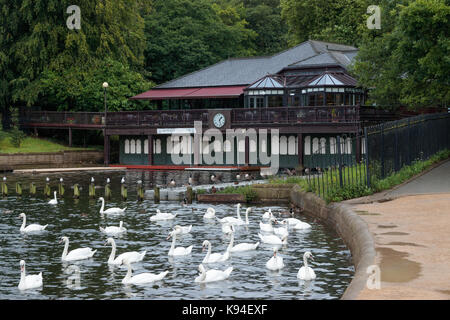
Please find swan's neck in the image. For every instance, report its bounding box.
[62,240,69,260]
[169,234,177,254]
[124,263,132,282]
[108,241,117,263]
[198,266,206,281]
[20,216,26,231]
[100,199,105,213]
[303,255,309,269]
[245,210,249,224]
[227,233,234,251]
[54,192,57,200]
[236,206,241,220]
[204,242,212,260]
[20,266,26,282]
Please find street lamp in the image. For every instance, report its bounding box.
[103,82,109,167]
[103,82,109,126]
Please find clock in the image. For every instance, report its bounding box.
[213,113,226,128]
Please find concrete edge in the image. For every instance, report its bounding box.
[290,185,376,300]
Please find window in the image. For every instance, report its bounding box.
[346,137,352,154]
[136,139,142,154]
[279,136,287,155]
[312,138,319,154]
[320,138,326,155]
[304,136,311,155]
[144,139,149,154]
[124,139,130,154]
[155,139,162,154]
[130,139,136,154]
[288,136,296,155]
[330,137,337,154]
[268,95,283,108]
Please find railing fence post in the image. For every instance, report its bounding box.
[364,127,370,188]
[337,135,343,188]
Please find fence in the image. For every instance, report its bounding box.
[305,112,450,201]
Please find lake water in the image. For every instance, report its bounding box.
[0,170,354,300]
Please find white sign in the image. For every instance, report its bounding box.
[157,128,196,134]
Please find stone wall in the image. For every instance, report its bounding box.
[252,184,295,204]
[0,150,104,168]
[290,185,376,300]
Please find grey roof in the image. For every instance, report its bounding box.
[156,40,358,89]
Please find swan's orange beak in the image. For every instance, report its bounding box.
[166,234,172,240]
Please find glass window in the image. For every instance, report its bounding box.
[130,139,136,154]
[268,95,283,107]
[279,136,287,155]
[326,93,336,105]
[136,139,142,154]
[124,139,130,154]
[144,139,149,154]
[304,136,311,155]
[288,136,296,155]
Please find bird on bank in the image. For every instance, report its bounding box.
[168,179,176,188]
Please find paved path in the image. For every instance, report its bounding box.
[350,159,450,299]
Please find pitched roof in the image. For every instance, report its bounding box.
[155,40,357,89]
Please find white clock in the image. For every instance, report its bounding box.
[213,113,226,128]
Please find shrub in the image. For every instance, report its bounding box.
[9,128,27,148]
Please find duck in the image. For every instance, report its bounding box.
[273,220,289,238]
[259,218,275,233]
[203,207,216,219]
[18,213,47,233]
[174,224,192,234]
[167,228,193,256]
[48,191,58,205]
[266,248,285,271]
[194,264,233,283]
[105,238,146,265]
[100,221,127,235]
[297,251,316,280]
[150,209,177,221]
[121,259,168,285]
[227,226,259,252]
[262,208,274,220]
[201,240,230,263]
[18,260,43,291]
[258,233,288,245]
[98,197,126,214]
[60,236,97,262]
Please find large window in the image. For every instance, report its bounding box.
[268,95,283,107]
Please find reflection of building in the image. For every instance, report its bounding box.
[125,40,364,168]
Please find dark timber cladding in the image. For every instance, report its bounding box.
[19,40,372,168]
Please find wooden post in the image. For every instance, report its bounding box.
[73,184,80,199]
[44,183,51,198]
[89,182,96,199]
[16,182,22,196]
[29,182,36,195]
[186,186,193,204]
[154,186,160,204]
[105,183,111,200]
[1,179,7,197]
[104,132,110,166]
[69,127,72,147]
[148,135,153,165]
[121,185,127,201]
[245,136,249,165]
[137,181,144,202]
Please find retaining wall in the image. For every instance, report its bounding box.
[290,185,376,300]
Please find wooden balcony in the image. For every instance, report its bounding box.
[20,106,360,131]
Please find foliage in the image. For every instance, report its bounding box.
[217,185,259,202]
[8,127,27,148]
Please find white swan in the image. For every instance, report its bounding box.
[167,228,193,256]
[48,191,58,205]
[105,238,146,265]
[219,206,251,226]
[258,233,288,245]
[227,227,259,252]
[262,209,274,220]
[259,218,275,233]
[18,260,43,290]
[201,240,230,263]
[292,220,312,230]
[203,207,216,219]
[297,251,316,280]
[174,224,192,234]
[150,209,177,221]
[100,221,127,235]
[121,260,168,285]
[218,203,242,224]
[221,223,233,235]
[60,236,97,262]
[18,213,47,233]
[273,220,289,238]
[266,248,285,271]
[194,264,233,283]
[98,197,126,214]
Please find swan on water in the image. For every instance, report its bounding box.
[218,205,251,225]
[167,228,193,256]
[48,191,58,205]
[18,260,43,291]
[292,220,312,230]
[262,209,274,220]
[266,248,285,271]
[201,240,230,264]
[120,259,168,285]
[194,264,233,283]
[297,251,316,280]
[98,197,126,214]
[203,207,216,219]
[227,226,259,252]
[258,233,288,245]
[60,236,97,262]
[273,220,289,238]
[105,238,146,265]
[100,221,127,235]
[174,224,192,234]
[150,209,177,221]
[259,218,275,233]
[221,223,233,235]
[18,213,47,233]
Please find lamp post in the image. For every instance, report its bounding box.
[103,82,109,166]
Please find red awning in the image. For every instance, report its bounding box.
[130,86,246,100]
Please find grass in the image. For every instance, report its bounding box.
[216,185,259,203]
[0,132,100,154]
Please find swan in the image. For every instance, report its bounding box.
[98,197,126,214]
[297,251,316,280]
[258,233,288,245]
[266,248,285,271]
[105,238,146,265]
[292,220,312,230]
[221,223,233,235]
[218,203,242,224]
[60,236,97,262]
[262,209,274,220]
[260,218,275,233]
[174,224,192,234]
[167,228,193,256]
[201,240,230,263]
[273,220,289,238]
[121,260,168,285]
[18,213,47,233]
[100,221,127,235]
[281,217,303,226]
[48,191,58,205]
[203,207,216,219]
[150,209,177,221]
[227,227,259,252]
[194,264,233,283]
[18,260,43,291]
[219,206,251,226]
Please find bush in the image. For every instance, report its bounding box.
[217,185,259,203]
[325,183,372,203]
[9,128,27,148]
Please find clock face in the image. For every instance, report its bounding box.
[213,113,226,128]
